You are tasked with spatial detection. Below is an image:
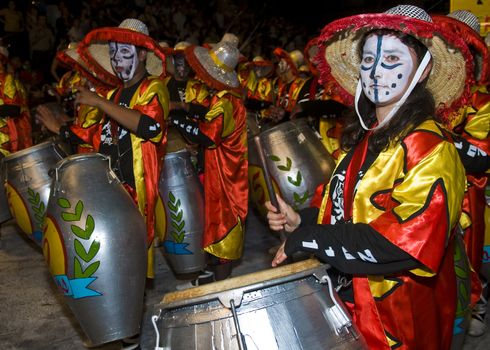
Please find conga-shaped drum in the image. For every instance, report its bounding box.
[3,140,68,245]
[157,149,206,274]
[156,258,367,349]
[42,153,147,346]
[248,119,336,217]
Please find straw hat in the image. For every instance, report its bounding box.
[185,41,240,91]
[273,48,304,76]
[317,5,474,120]
[433,10,489,86]
[77,18,167,86]
[56,42,115,88]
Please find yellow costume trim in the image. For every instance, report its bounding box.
[204,92,236,138]
[203,217,245,260]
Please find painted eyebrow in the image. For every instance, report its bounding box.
[382,49,405,54]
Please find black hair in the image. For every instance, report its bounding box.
[341,29,437,153]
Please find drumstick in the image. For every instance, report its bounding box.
[253,135,287,241]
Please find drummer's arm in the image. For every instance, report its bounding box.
[283,223,420,275]
[169,104,214,147]
[0,104,21,118]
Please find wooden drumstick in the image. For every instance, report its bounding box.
[253,135,287,241]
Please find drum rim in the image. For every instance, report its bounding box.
[2,140,59,161]
[159,258,326,310]
[255,119,310,139]
[55,152,109,171]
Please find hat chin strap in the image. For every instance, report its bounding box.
[355,51,432,131]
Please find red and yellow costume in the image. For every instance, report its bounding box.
[0,70,31,155]
[198,90,248,260]
[317,120,466,349]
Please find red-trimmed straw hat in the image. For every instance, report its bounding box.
[77,18,167,86]
[56,42,115,88]
[184,41,241,92]
[317,4,474,123]
[433,10,489,86]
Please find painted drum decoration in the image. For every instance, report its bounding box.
[157,149,206,274]
[156,258,367,349]
[43,153,147,346]
[248,119,336,217]
[3,140,67,244]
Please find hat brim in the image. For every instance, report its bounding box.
[185,45,240,92]
[78,27,167,86]
[317,13,474,121]
[57,48,114,88]
[432,15,489,86]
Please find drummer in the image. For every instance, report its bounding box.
[266,5,472,349]
[170,40,248,288]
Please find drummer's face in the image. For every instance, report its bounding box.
[360,34,417,106]
[109,42,138,82]
[173,53,191,80]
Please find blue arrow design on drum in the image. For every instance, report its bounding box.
[54,275,102,299]
[453,317,464,335]
[163,240,193,255]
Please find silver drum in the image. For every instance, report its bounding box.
[42,153,147,346]
[248,119,336,217]
[156,259,367,349]
[158,149,206,274]
[3,140,67,244]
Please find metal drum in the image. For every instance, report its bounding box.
[42,153,147,346]
[3,140,67,244]
[155,258,367,349]
[157,149,206,274]
[248,119,336,217]
[0,153,12,224]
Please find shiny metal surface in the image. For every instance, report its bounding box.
[158,264,367,349]
[0,153,12,224]
[3,140,67,244]
[158,150,206,274]
[248,119,336,216]
[43,153,147,346]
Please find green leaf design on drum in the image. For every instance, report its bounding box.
[27,187,46,231]
[168,191,186,243]
[58,198,100,279]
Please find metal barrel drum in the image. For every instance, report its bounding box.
[156,258,367,349]
[158,149,206,274]
[42,153,147,346]
[3,140,67,245]
[0,153,13,224]
[248,119,336,217]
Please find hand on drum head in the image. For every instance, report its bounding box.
[35,104,65,134]
[271,241,288,267]
[265,195,301,233]
[268,105,286,123]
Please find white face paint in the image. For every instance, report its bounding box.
[109,42,138,82]
[360,34,416,106]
